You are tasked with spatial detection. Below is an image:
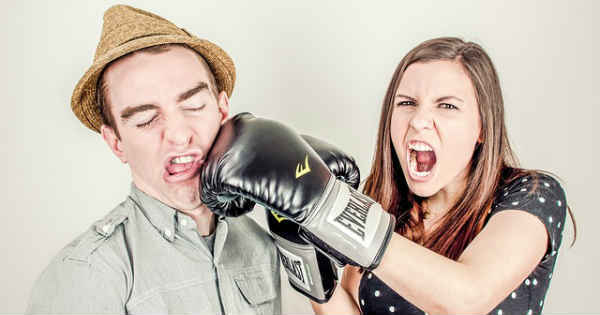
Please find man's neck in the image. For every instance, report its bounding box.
[179,204,216,236]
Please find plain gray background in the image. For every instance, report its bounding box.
[2,0,597,313]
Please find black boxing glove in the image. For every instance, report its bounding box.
[267,135,360,303]
[201,113,395,269]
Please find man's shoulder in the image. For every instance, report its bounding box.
[27,199,136,313]
[55,198,136,267]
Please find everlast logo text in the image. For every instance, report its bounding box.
[279,252,306,285]
[333,189,374,240]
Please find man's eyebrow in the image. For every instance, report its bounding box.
[435,95,464,103]
[120,104,159,120]
[177,82,209,103]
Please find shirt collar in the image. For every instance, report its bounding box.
[129,183,177,242]
[128,183,226,242]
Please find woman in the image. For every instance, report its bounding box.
[312,37,575,315]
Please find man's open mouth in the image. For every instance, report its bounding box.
[163,153,204,182]
[166,155,196,175]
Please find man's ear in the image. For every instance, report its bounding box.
[101,125,127,163]
[217,91,230,125]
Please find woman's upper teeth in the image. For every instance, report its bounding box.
[409,142,433,152]
[171,155,194,164]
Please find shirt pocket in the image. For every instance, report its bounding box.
[233,264,278,315]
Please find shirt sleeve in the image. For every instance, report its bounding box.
[491,173,568,258]
[26,248,127,314]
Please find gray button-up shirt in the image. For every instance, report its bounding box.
[26,184,281,314]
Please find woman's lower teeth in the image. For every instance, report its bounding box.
[410,157,430,177]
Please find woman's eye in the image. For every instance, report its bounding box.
[440,103,458,110]
[396,100,415,106]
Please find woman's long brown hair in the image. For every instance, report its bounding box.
[363,37,576,260]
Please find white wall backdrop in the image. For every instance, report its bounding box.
[1,0,597,313]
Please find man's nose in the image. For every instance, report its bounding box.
[163,114,193,147]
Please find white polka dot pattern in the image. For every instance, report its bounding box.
[357,173,565,315]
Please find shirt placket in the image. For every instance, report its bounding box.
[213,218,233,315]
[176,215,213,256]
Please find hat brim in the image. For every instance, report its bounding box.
[71,34,235,133]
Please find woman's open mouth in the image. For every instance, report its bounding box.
[406,141,437,180]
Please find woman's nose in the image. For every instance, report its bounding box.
[409,108,434,131]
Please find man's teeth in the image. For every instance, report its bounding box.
[408,142,433,152]
[171,155,194,164]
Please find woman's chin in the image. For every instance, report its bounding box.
[406,180,440,198]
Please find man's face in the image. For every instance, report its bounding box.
[100,46,229,211]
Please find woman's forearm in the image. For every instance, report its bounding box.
[373,234,491,314]
[311,284,360,315]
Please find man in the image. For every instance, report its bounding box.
[26,5,280,314]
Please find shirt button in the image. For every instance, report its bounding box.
[102,224,111,234]
[181,219,187,227]
[165,229,172,237]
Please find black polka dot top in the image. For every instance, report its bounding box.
[358,173,567,315]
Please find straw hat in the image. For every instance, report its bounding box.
[71,4,236,133]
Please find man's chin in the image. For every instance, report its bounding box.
[163,176,205,209]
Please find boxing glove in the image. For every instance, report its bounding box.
[201,113,395,269]
[268,135,359,303]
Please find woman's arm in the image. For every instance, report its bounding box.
[311,265,362,315]
[374,209,548,314]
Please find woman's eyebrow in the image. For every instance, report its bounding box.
[395,94,416,101]
[435,95,464,103]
